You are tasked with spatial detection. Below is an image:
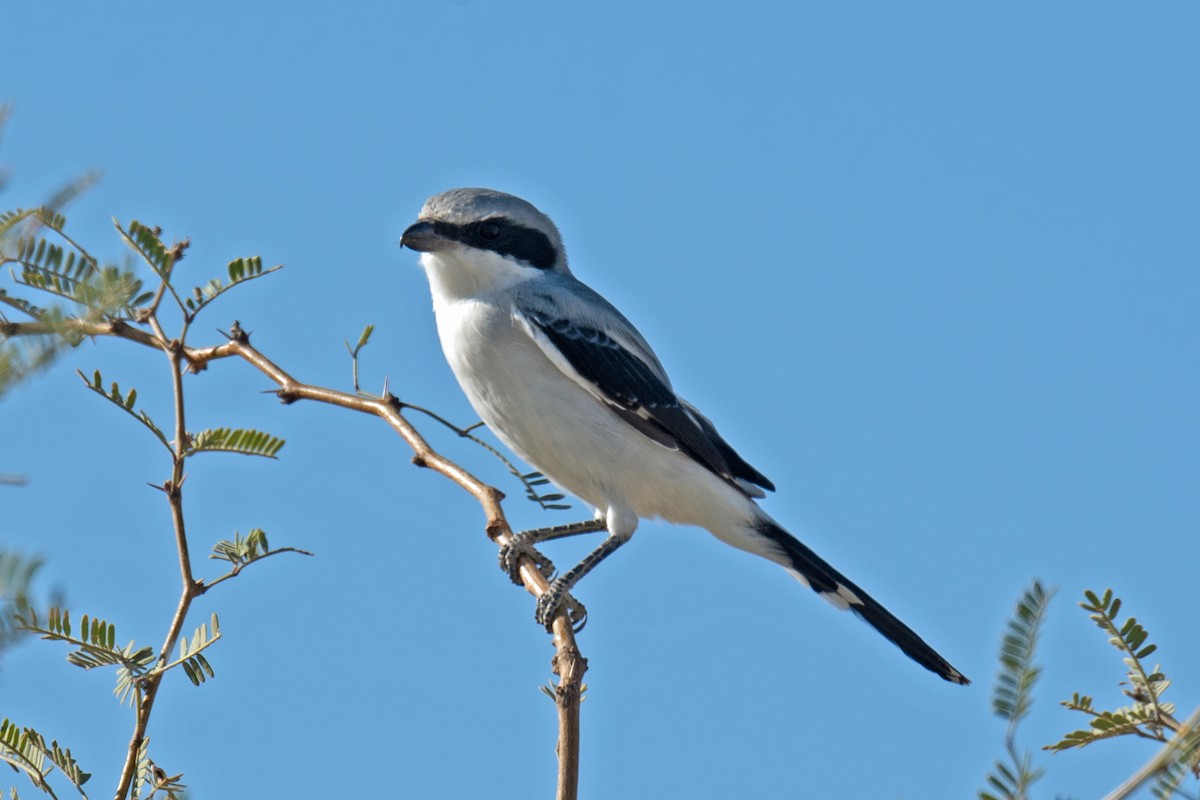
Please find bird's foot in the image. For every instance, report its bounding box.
[535,579,587,633]
[499,539,555,585]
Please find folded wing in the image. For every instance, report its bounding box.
[514,304,774,498]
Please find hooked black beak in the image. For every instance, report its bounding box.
[400,220,448,253]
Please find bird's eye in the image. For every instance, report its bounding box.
[479,222,502,240]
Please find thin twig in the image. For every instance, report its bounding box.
[1105,704,1200,800]
[149,631,221,677]
[8,315,590,800]
[113,222,188,317]
[202,546,314,592]
[188,329,588,800]
[0,743,62,800]
[401,402,571,512]
[112,331,202,800]
[0,317,159,349]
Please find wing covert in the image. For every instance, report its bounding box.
[514,306,773,496]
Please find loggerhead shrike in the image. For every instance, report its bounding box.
[401,188,968,685]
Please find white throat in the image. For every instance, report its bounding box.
[421,248,543,303]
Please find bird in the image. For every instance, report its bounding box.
[400,188,968,685]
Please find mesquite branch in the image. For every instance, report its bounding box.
[197,326,590,800]
[7,316,589,800]
[111,326,206,800]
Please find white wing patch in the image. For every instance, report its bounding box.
[513,310,612,406]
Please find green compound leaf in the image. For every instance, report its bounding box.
[187,427,284,459]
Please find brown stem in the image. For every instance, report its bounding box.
[1,318,160,349]
[552,624,587,800]
[113,334,203,800]
[1105,704,1200,800]
[9,316,589,799]
[189,331,588,799]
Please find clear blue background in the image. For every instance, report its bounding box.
[3,2,1198,798]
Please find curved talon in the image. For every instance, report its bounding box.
[499,540,555,585]
[536,578,582,630]
[534,585,587,633]
[564,594,588,633]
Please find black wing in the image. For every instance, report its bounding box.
[680,399,775,494]
[519,307,773,497]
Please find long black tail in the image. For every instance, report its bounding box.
[754,517,969,685]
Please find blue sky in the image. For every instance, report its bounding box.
[2,2,1198,797]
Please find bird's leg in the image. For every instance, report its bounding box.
[498,518,608,584]
[500,518,606,633]
[535,533,628,630]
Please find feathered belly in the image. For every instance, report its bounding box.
[434,300,748,531]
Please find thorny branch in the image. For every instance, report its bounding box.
[112,323,202,800]
[6,316,588,800]
[1104,704,1200,800]
[189,326,589,800]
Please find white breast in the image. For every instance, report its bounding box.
[431,293,750,538]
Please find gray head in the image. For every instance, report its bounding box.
[400,188,568,273]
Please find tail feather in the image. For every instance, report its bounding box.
[753,517,969,685]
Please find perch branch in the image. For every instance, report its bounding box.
[5,315,590,800]
[188,326,588,800]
